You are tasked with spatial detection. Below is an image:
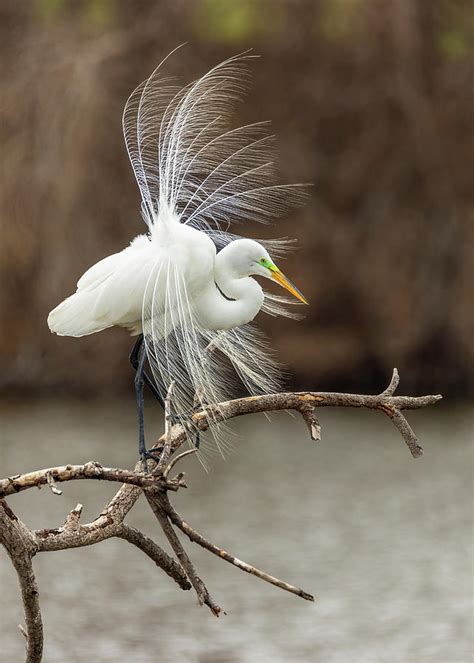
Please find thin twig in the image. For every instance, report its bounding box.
[159,492,314,601]
[145,487,221,616]
[379,368,400,397]
[163,449,198,479]
[116,524,191,590]
[389,409,424,458]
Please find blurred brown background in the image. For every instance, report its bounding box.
[1,0,473,399]
[1,5,473,660]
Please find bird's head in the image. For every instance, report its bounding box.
[226,239,308,304]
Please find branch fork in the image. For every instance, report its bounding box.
[0,369,442,662]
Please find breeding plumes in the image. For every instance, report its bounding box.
[48,49,309,464]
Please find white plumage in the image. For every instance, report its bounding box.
[48,49,308,459]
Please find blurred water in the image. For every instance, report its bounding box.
[0,400,472,662]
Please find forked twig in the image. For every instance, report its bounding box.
[145,487,221,616]
[0,370,442,661]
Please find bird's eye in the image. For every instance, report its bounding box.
[259,258,266,264]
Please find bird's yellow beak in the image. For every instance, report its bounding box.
[270,266,308,304]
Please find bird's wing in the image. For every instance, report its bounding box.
[76,252,124,291]
[123,51,308,233]
[76,235,150,291]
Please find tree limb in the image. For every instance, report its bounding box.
[0,500,43,663]
[148,368,442,459]
[158,490,315,601]
[145,487,222,616]
[0,462,158,499]
[116,523,191,590]
[0,371,442,661]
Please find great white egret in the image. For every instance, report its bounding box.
[48,50,309,464]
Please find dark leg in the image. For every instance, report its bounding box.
[133,338,162,469]
[134,339,147,463]
[130,334,201,455]
[130,334,165,408]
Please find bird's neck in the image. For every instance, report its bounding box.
[195,251,264,331]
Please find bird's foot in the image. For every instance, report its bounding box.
[140,447,163,472]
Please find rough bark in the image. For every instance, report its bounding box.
[0,371,442,661]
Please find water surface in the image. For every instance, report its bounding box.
[0,401,472,662]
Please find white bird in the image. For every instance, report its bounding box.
[48,50,309,464]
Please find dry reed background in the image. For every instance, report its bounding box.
[1,0,473,398]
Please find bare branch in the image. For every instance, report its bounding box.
[159,492,315,601]
[0,462,158,499]
[116,524,191,591]
[1,371,441,505]
[379,367,400,397]
[145,370,442,460]
[0,371,442,661]
[0,500,43,662]
[389,409,424,458]
[145,487,222,616]
[163,449,198,479]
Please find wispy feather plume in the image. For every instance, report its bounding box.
[123,51,308,230]
[123,50,307,461]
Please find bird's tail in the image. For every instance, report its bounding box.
[47,291,111,337]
